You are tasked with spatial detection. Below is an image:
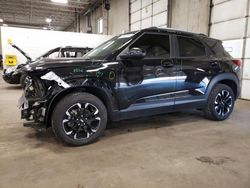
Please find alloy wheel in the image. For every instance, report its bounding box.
[62,102,101,140]
[214,90,233,117]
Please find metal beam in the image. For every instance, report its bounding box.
[3,0,90,10]
[0,2,86,13]
[0,0,95,31]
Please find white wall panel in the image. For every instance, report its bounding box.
[131,10,141,23]
[130,21,141,31]
[213,0,228,5]
[222,39,244,59]
[243,59,250,79]
[244,38,250,58]
[141,17,152,29]
[131,0,141,13]
[153,0,168,15]
[142,5,152,19]
[0,27,112,68]
[211,0,247,23]
[152,11,167,26]
[247,18,250,37]
[211,0,250,99]
[142,0,152,7]
[241,80,250,99]
[130,0,168,30]
[210,18,246,40]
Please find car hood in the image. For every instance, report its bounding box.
[22,58,106,72]
[10,43,32,62]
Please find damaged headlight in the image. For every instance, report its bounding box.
[24,76,46,99]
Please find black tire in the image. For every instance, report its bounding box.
[20,74,27,88]
[52,92,107,146]
[204,84,235,121]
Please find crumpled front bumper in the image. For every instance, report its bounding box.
[19,93,48,129]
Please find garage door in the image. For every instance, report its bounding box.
[130,0,168,31]
[210,0,250,99]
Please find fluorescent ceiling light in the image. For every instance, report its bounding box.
[46,18,52,23]
[43,27,48,30]
[3,24,8,27]
[51,0,68,3]
[0,18,3,22]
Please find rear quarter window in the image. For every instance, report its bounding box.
[203,37,231,58]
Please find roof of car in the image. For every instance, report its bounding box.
[140,27,207,37]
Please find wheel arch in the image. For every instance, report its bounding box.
[205,73,240,100]
[45,86,117,127]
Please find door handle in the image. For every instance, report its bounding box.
[161,60,174,68]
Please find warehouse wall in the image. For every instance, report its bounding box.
[0,27,112,68]
[108,0,129,35]
[129,0,210,33]
[78,6,107,34]
[130,0,168,31]
[210,0,250,99]
[169,0,210,34]
[76,0,129,35]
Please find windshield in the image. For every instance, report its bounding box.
[83,33,135,60]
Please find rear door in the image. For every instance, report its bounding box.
[174,35,212,107]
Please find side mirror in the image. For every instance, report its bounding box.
[120,47,145,60]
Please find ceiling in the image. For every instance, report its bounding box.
[0,0,95,31]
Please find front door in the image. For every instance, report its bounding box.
[117,33,177,114]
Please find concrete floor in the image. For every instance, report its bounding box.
[0,74,250,188]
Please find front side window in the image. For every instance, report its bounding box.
[130,34,171,58]
[177,36,206,57]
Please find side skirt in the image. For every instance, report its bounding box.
[110,98,206,121]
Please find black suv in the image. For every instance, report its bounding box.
[19,27,240,146]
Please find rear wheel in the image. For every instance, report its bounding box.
[52,92,107,146]
[204,84,235,121]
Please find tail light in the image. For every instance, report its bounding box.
[232,59,241,67]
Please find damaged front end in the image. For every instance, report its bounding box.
[18,58,119,131]
[18,71,70,131]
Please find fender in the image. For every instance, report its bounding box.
[205,72,240,100]
[45,82,118,126]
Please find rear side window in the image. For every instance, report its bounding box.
[177,36,206,57]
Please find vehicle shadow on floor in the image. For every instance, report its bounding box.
[105,110,205,137]
[25,109,205,150]
[1,85,22,90]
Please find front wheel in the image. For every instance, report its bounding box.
[204,84,235,121]
[52,92,107,146]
